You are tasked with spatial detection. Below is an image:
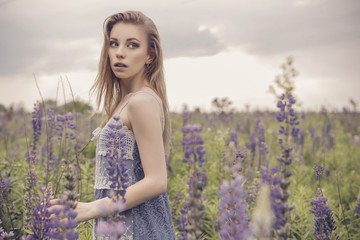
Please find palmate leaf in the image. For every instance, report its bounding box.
[78,220,93,240]
[202,198,219,239]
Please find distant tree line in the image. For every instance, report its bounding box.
[0,99,93,115]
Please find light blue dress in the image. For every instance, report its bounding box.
[91,90,176,240]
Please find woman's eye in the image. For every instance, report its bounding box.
[128,42,139,49]
[109,41,118,47]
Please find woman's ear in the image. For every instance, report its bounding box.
[146,51,155,65]
[146,58,152,65]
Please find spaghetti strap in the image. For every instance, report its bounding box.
[113,90,165,132]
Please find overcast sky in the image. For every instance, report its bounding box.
[0,0,359,112]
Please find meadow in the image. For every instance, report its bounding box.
[0,57,360,239]
[0,93,359,239]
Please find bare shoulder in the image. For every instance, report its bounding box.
[127,91,162,118]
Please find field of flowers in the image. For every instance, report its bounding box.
[0,58,360,239]
[0,92,359,239]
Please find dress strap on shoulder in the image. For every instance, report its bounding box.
[113,90,165,132]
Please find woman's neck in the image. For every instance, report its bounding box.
[119,77,149,98]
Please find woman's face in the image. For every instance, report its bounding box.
[108,22,150,81]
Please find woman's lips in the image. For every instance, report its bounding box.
[114,62,127,70]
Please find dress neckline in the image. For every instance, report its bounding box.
[91,89,163,142]
[107,89,155,127]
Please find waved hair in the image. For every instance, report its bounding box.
[90,11,171,151]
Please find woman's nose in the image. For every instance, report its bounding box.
[116,46,125,58]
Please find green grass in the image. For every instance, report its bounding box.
[0,110,359,239]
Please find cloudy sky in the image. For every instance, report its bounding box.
[0,0,359,112]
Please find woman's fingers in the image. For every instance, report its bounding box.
[47,200,66,220]
[48,206,64,219]
[49,198,62,206]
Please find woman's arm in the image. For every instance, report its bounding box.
[121,92,168,207]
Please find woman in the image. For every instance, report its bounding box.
[50,11,176,239]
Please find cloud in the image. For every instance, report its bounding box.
[189,0,360,56]
[1,0,360,112]
[1,0,359,77]
[0,0,227,76]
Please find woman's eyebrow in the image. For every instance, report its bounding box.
[109,37,141,42]
[127,37,141,42]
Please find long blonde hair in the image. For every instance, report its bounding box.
[90,11,171,151]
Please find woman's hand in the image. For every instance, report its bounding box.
[48,197,116,223]
[48,199,97,223]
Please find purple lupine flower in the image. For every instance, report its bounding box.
[287,93,296,104]
[31,102,42,159]
[274,92,298,239]
[56,115,66,123]
[23,147,38,236]
[93,116,128,239]
[298,127,304,147]
[245,131,257,170]
[47,197,79,240]
[55,113,77,142]
[45,114,80,239]
[236,150,247,174]
[249,132,256,155]
[277,91,298,135]
[270,165,279,174]
[236,150,247,159]
[29,186,52,240]
[106,117,128,202]
[246,190,254,204]
[179,124,207,240]
[271,186,284,230]
[354,193,360,214]
[355,203,360,214]
[260,141,269,155]
[311,188,332,240]
[257,121,265,142]
[0,177,11,210]
[309,126,315,139]
[171,192,184,218]
[55,115,65,141]
[319,122,335,152]
[257,121,269,169]
[280,93,285,100]
[313,165,324,181]
[96,221,125,239]
[260,167,271,184]
[66,112,73,121]
[217,174,250,239]
[226,129,238,148]
[259,166,284,230]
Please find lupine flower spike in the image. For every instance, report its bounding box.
[96,116,127,238]
[217,174,250,239]
[311,165,339,240]
[23,102,42,236]
[275,92,298,239]
[178,124,207,240]
[29,186,52,240]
